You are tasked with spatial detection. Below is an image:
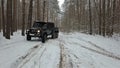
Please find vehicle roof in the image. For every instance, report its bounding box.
[35,21,46,23]
[35,21,54,24]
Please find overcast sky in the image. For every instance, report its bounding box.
[58,0,64,8]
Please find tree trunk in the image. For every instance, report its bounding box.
[13,0,17,32]
[0,6,1,32]
[76,0,80,29]
[89,0,92,35]
[28,0,34,29]
[99,0,102,35]
[106,0,111,36]
[6,0,13,39]
[10,0,13,36]
[1,0,6,36]
[37,0,40,20]
[111,0,116,36]
[102,0,106,36]
[43,1,46,21]
[22,0,26,36]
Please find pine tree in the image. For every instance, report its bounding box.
[6,0,13,39]
[1,0,6,36]
[22,0,26,36]
[28,0,34,29]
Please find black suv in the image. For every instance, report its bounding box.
[26,21,59,43]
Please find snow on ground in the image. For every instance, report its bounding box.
[0,32,42,68]
[0,31,120,68]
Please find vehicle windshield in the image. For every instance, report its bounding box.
[33,22,46,28]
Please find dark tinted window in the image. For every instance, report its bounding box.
[33,22,46,28]
[47,23,54,28]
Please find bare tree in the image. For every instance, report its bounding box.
[43,1,46,21]
[89,0,92,35]
[13,0,17,32]
[102,0,106,36]
[27,0,34,29]
[1,0,6,36]
[6,0,13,39]
[37,0,40,20]
[0,5,1,32]
[111,0,116,36]
[22,0,26,36]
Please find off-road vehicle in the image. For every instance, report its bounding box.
[26,21,59,43]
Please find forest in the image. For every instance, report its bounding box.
[0,0,120,68]
[0,0,60,39]
[62,0,120,36]
[0,0,120,39]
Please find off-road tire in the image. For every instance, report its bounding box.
[52,32,56,39]
[27,35,31,41]
[42,34,47,43]
[52,33,58,39]
[55,33,58,38]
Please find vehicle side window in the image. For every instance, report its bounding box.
[42,24,47,29]
[47,23,54,29]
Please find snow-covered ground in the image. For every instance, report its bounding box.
[0,31,120,68]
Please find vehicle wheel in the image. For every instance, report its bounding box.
[42,34,47,43]
[52,33,56,39]
[55,33,58,38]
[27,35,31,41]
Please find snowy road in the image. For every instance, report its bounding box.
[0,32,120,68]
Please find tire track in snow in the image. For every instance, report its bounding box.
[59,38,96,68]
[59,38,82,68]
[87,41,113,54]
[68,41,120,60]
[11,43,46,68]
[81,45,120,60]
[0,40,25,51]
[74,37,114,55]
[59,43,73,68]
[62,36,120,60]
[31,40,60,68]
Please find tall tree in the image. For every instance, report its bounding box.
[0,5,1,32]
[61,0,120,36]
[1,0,6,36]
[111,0,116,36]
[89,0,92,35]
[27,0,34,29]
[102,0,106,36]
[43,1,46,21]
[37,0,40,20]
[13,0,17,32]
[98,0,102,35]
[6,0,13,39]
[76,0,80,29]
[22,0,26,36]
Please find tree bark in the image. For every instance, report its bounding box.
[89,0,92,35]
[28,0,34,29]
[13,0,17,32]
[111,0,116,36]
[22,0,26,36]
[102,0,106,36]
[6,0,13,39]
[99,0,102,35]
[43,1,46,22]
[0,6,1,32]
[1,0,6,36]
[37,0,40,20]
